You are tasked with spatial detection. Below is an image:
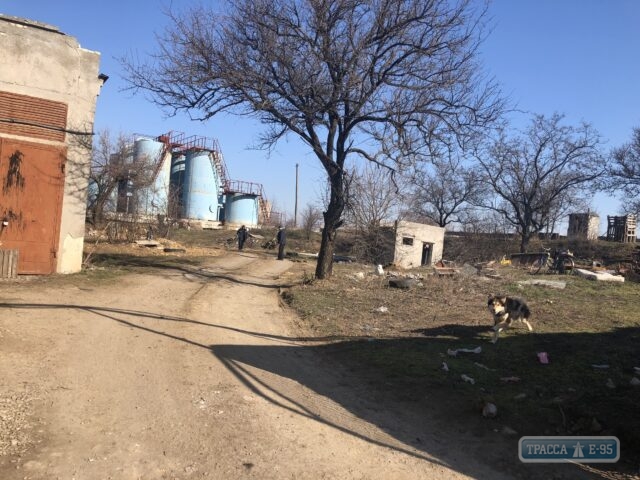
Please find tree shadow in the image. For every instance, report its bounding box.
[3,301,637,478]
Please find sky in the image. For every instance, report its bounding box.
[2,0,639,234]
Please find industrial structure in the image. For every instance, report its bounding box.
[375,220,445,269]
[115,131,272,228]
[567,212,600,241]
[0,15,105,275]
[606,214,637,243]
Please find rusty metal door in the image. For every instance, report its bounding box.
[0,138,65,274]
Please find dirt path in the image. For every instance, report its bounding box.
[0,251,511,479]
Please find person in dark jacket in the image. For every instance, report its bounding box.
[236,225,248,251]
[276,225,286,260]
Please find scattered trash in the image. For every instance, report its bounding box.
[375,264,385,276]
[630,377,640,387]
[537,352,549,364]
[447,346,482,357]
[591,364,610,369]
[373,306,388,313]
[501,426,518,436]
[519,279,566,289]
[513,393,527,401]
[474,362,494,371]
[500,376,521,383]
[634,367,640,374]
[441,362,449,372]
[605,378,616,389]
[354,271,365,279]
[461,374,475,385]
[482,402,498,418]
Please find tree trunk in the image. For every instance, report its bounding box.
[519,231,531,253]
[315,173,345,279]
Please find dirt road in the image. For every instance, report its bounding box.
[0,252,510,479]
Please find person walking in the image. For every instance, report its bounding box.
[236,225,248,251]
[276,225,286,260]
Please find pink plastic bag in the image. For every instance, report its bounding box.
[537,352,549,364]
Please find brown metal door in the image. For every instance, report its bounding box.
[0,138,66,274]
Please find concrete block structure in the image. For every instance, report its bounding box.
[567,212,600,241]
[393,220,445,269]
[0,15,105,274]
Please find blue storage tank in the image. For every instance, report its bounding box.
[169,153,186,217]
[182,150,220,220]
[134,137,169,215]
[224,193,259,226]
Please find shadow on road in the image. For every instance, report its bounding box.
[3,301,630,479]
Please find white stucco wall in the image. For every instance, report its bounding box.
[0,15,103,273]
[393,220,445,269]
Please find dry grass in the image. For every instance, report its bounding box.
[284,259,640,473]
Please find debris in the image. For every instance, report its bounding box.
[441,362,449,372]
[537,352,549,364]
[605,378,616,389]
[482,402,498,418]
[474,362,494,371]
[513,393,527,401]
[591,364,610,369]
[354,272,365,279]
[630,377,640,387]
[518,279,566,289]
[633,367,640,374]
[500,376,521,383]
[501,426,518,436]
[575,268,625,283]
[373,306,388,314]
[375,264,385,276]
[447,346,482,357]
[388,278,419,289]
[461,374,475,385]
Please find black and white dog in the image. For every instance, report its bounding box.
[487,295,532,343]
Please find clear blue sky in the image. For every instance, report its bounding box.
[2,1,639,233]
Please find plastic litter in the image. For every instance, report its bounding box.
[482,402,498,418]
[447,346,482,357]
[500,376,521,383]
[461,374,475,385]
[441,362,449,372]
[537,352,549,364]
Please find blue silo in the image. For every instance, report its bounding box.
[224,193,259,226]
[134,137,169,215]
[169,153,186,217]
[182,149,220,220]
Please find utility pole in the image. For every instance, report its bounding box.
[294,163,299,227]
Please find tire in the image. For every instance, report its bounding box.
[559,257,575,275]
[529,257,545,274]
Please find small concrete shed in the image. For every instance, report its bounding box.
[392,220,445,269]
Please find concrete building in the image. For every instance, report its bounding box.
[0,15,104,274]
[567,212,600,241]
[392,220,445,269]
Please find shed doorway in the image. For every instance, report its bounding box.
[421,242,433,266]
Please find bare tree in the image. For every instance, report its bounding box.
[300,203,323,240]
[402,145,487,228]
[87,130,159,226]
[87,131,131,224]
[122,0,503,278]
[475,114,605,252]
[345,164,401,231]
[605,126,640,210]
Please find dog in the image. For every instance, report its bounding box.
[487,295,532,343]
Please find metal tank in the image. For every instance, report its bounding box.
[133,137,170,216]
[224,193,259,226]
[169,153,186,217]
[182,149,220,220]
